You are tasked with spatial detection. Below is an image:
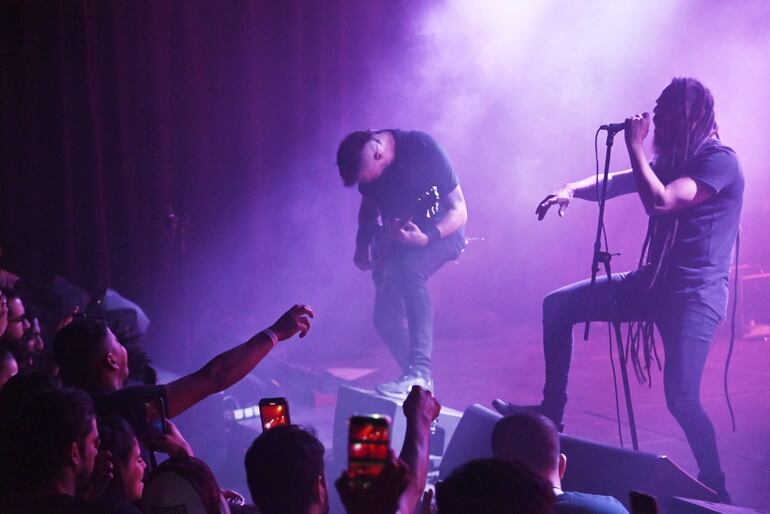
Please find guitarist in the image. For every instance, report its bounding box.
[336,129,468,398]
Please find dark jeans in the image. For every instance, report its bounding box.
[372,232,464,376]
[542,270,725,485]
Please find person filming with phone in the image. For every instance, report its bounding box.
[53,304,314,453]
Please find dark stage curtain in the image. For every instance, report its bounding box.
[0,0,415,323]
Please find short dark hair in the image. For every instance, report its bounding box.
[53,317,110,390]
[336,130,374,187]
[492,411,560,475]
[98,415,138,499]
[245,425,325,514]
[436,458,554,514]
[1,388,95,493]
[0,371,61,421]
[145,457,223,514]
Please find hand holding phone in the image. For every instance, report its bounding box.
[259,397,291,430]
[348,414,391,488]
[144,399,168,438]
[336,449,409,514]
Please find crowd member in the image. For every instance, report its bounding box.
[246,424,327,514]
[245,386,440,514]
[0,292,7,338]
[142,456,235,513]
[0,346,18,389]
[96,416,148,505]
[0,388,135,514]
[493,412,628,514]
[435,458,554,514]
[0,292,44,371]
[53,304,313,436]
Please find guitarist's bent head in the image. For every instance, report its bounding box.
[337,130,393,187]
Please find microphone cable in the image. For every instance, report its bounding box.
[724,229,740,432]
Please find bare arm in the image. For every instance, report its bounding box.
[568,169,637,201]
[397,184,468,246]
[398,388,441,514]
[434,184,468,238]
[535,170,636,220]
[625,113,714,215]
[164,304,314,418]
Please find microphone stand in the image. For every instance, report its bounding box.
[583,126,639,450]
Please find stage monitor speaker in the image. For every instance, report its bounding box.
[437,404,717,507]
[671,497,768,514]
[438,403,499,479]
[332,385,462,467]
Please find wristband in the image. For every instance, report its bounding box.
[262,328,278,348]
[426,225,441,244]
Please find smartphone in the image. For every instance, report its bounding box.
[348,414,391,487]
[259,397,290,430]
[144,398,168,437]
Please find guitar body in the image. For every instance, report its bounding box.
[370,186,440,272]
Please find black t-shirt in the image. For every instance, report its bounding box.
[555,491,629,514]
[359,129,464,241]
[651,140,743,317]
[95,384,168,439]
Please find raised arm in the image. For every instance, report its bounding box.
[164,304,314,418]
[398,387,441,514]
[625,113,715,215]
[535,169,636,220]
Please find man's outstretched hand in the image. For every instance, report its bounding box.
[269,304,314,341]
[535,186,574,220]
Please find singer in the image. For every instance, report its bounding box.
[493,77,743,502]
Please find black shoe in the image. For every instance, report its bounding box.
[698,472,731,505]
[491,399,565,432]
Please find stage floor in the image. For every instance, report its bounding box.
[285,322,770,510]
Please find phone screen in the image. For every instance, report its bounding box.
[259,397,290,430]
[144,399,167,437]
[348,415,391,487]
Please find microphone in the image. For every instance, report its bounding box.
[599,122,626,132]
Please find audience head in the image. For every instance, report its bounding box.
[98,415,147,503]
[143,456,230,514]
[54,316,128,393]
[0,371,60,423]
[436,457,554,514]
[3,388,98,495]
[0,293,44,371]
[245,424,328,514]
[492,411,566,484]
[0,293,30,344]
[0,347,18,389]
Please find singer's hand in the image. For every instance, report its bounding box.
[624,113,650,148]
[535,186,574,220]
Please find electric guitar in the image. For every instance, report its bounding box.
[370,186,440,271]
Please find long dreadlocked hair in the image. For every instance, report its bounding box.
[630,77,720,384]
[640,77,719,290]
